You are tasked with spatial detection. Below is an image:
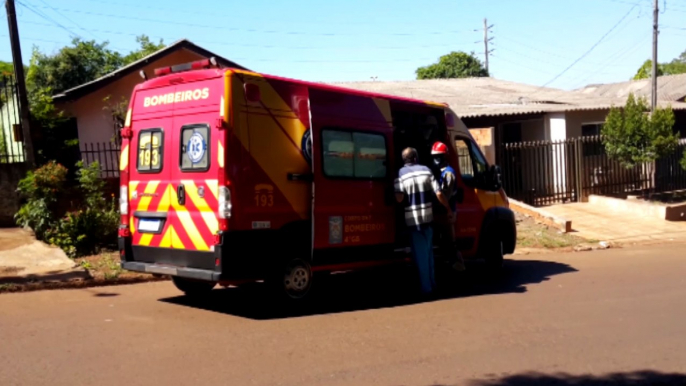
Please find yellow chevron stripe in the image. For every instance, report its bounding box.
[128,181,139,199]
[171,225,186,249]
[205,180,218,200]
[120,144,129,171]
[159,225,173,248]
[156,184,172,212]
[137,181,160,212]
[182,180,219,234]
[170,187,209,251]
[139,233,153,246]
[130,217,135,235]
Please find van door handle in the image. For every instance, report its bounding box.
[177,184,186,205]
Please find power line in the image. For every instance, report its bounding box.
[33,0,99,39]
[15,0,80,37]
[540,4,638,87]
[29,4,476,37]
[17,20,478,51]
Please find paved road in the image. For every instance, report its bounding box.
[2,244,686,386]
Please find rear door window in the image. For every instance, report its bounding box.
[136,129,163,173]
[179,124,210,171]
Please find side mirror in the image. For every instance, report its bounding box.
[490,165,502,190]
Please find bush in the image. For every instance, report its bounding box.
[16,160,119,258]
[15,161,68,240]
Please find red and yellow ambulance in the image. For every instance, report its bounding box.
[118,58,516,300]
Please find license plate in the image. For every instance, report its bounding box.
[138,218,161,233]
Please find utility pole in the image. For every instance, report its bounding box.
[483,18,494,74]
[651,0,659,111]
[5,0,35,166]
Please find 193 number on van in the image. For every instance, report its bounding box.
[254,193,274,207]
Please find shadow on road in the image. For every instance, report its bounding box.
[159,258,577,320]
[464,370,686,386]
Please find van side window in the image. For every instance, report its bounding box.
[322,129,387,179]
[137,129,163,173]
[180,124,210,171]
[455,137,487,185]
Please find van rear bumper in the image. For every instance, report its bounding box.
[121,261,221,281]
[119,236,223,282]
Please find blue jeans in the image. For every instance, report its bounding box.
[410,225,436,294]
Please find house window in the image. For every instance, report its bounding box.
[582,123,604,156]
[180,124,210,171]
[137,129,163,173]
[322,129,387,179]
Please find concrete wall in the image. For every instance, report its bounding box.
[468,127,495,165]
[565,109,609,138]
[55,49,206,147]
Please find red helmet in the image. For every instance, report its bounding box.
[431,141,448,155]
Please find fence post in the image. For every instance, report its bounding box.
[575,137,583,202]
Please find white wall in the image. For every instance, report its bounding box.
[546,112,568,194]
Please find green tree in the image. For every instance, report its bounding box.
[416,51,489,80]
[26,38,124,96]
[122,35,166,65]
[633,60,664,80]
[633,50,686,80]
[602,93,679,168]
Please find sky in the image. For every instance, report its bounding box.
[1,0,686,90]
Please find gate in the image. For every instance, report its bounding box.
[0,74,29,226]
[500,136,682,207]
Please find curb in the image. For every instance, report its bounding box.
[0,275,170,294]
[509,199,572,233]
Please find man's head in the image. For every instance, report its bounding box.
[402,147,418,165]
[431,141,448,168]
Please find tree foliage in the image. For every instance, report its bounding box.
[633,49,686,80]
[416,51,489,80]
[601,93,679,168]
[25,35,166,165]
[122,35,166,65]
[26,35,166,96]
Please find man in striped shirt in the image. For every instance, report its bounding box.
[395,147,442,295]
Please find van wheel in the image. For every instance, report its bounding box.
[172,277,216,296]
[280,257,313,300]
[484,237,505,271]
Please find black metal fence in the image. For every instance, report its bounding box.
[0,75,26,164]
[80,142,120,179]
[500,136,686,207]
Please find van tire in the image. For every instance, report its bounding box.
[267,257,313,303]
[484,232,505,272]
[172,277,216,296]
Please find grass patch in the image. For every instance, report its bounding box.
[516,212,588,250]
[76,252,140,281]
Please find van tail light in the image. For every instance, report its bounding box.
[218,186,232,219]
[119,185,129,215]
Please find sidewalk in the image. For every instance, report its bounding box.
[0,228,89,284]
[544,202,686,245]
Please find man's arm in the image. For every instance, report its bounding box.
[394,178,405,203]
[432,174,453,216]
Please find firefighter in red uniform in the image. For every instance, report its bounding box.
[431,141,466,272]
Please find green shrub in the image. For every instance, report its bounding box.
[15,161,68,240]
[16,160,119,258]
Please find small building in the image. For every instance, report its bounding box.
[337,77,686,206]
[336,77,686,164]
[53,39,247,151]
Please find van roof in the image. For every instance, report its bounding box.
[134,67,449,110]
